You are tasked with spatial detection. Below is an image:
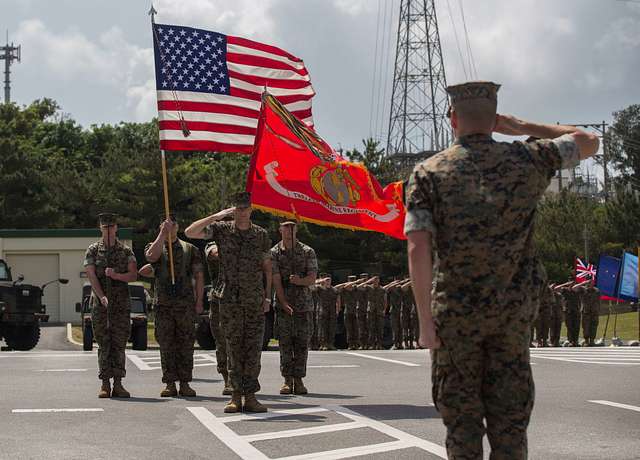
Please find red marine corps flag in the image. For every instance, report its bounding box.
[246,93,406,240]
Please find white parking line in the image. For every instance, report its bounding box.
[242,421,365,442]
[344,352,421,367]
[189,404,446,459]
[308,365,360,369]
[12,408,104,413]
[127,354,154,371]
[36,369,89,372]
[589,400,640,413]
[188,407,269,460]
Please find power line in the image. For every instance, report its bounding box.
[445,0,469,80]
[458,0,478,79]
[369,0,383,138]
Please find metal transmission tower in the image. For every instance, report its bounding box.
[387,0,449,171]
[1,33,21,104]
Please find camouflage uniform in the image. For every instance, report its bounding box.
[404,81,581,460]
[146,239,203,384]
[549,290,564,347]
[401,289,414,348]
[366,286,386,349]
[205,242,228,378]
[203,221,270,395]
[579,285,600,345]
[84,240,136,381]
[355,285,369,349]
[271,241,318,378]
[535,285,553,347]
[562,288,581,345]
[310,286,320,350]
[341,286,359,349]
[318,285,339,349]
[388,286,404,349]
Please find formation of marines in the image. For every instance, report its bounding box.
[82,79,602,456]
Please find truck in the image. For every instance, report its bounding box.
[76,282,150,351]
[0,259,68,350]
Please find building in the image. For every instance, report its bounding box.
[0,228,133,324]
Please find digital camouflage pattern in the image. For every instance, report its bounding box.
[401,289,414,348]
[535,285,553,346]
[146,239,203,383]
[204,221,271,394]
[271,240,318,378]
[318,285,339,349]
[84,239,136,380]
[405,129,580,458]
[354,286,369,349]
[549,290,565,346]
[340,288,359,349]
[388,286,403,348]
[562,288,581,345]
[366,285,385,349]
[578,285,600,344]
[204,243,228,376]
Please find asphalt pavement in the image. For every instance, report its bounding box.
[0,328,639,459]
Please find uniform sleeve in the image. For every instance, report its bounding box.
[262,232,272,261]
[203,221,222,240]
[144,242,161,271]
[404,164,437,236]
[125,245,137,265]
[190,245,204,274]
[527,134,580,177]
[83,245,96,267]
[305,247,318,275]
[270,247,280,276]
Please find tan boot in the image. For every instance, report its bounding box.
[279,377,293,395]
[243,393,267,413]
[293,377,308,395]
[179,381,196,397]
[160,382,178,397]
[221,372,233,396]
[224,392,242,413]
[111,379,130,398]
[98,380,111,398]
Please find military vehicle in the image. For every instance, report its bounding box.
[76,282,150,351]
[0,259,68,350]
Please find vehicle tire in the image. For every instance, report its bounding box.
[5,323,41,351]
[132,322,148,351]
[196,321,215,350]
[83,323,93,351]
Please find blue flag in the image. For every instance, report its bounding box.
[596,254,621,297]
[617,252,638,301]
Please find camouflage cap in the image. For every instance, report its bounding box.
[279,219,297,226]
[446,81,500,108]
[98,213,118,226]
[347,275,357,281]
[358,273,369,278]
[232,191,252,209]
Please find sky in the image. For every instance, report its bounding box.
[4,0,640,179]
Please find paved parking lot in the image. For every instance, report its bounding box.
[1,328,639,459]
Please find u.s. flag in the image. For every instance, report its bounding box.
[152,23,315,153]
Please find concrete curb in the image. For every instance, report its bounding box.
[66,323,83,346]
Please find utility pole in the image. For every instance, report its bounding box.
[0,32,21,104]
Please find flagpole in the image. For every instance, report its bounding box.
[161,150,176,285]
[150,6,175,285]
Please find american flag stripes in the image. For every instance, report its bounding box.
[152,23,315,153]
